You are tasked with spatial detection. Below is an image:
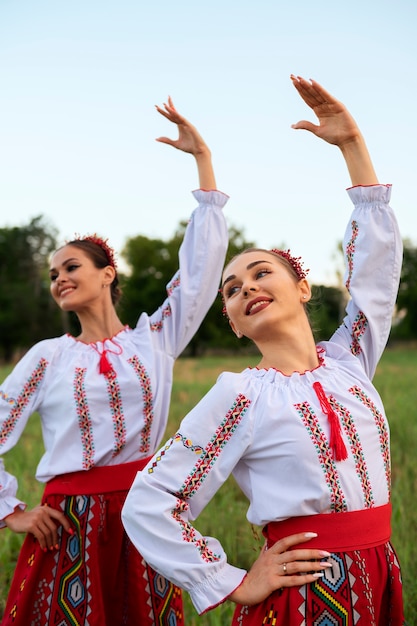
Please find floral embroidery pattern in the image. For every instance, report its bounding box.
[177,394,250,499]
[0,359,48,445]
[0,391,15,406]
[295,402,347,512]
[128,356,153,454]
[173,498,221,563]
[104,370,126,457]
[350,311,368,356]
[345,219,358,291]
[349,385,391,496]
[329,396,375,508]
[170,394,251,560]
[74,368,95,469]
[166,271,181,297]
[150,303,172,332]
[148,434,204,474]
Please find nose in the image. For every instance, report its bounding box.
[242,283,257,297]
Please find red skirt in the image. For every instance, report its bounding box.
[1,460,184,626]
[232,504,405,626]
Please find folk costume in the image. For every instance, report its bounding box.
[0,189,228,626]
[122,185,405,625]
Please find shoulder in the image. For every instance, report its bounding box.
[21,336,66,358]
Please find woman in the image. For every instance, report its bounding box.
[122,76,405,625]
[0,98,228,625]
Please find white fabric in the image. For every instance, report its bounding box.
[0,189,229,525]
[122,185,403,615]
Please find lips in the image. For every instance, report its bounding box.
[246,297,272,315]
[59,287,75,298]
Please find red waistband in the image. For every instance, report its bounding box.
[264,503,391,552]
[44,457,152,497]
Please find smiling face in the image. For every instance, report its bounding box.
[49,244,115,312]
[221,250,311,342]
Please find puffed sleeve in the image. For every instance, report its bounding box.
[144,189,229,358]
[122,372,254,615]
[329,185,402,379]
[0,342,49,525]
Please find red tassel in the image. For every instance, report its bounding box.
[313,382,348,462]
[99,349,113,374]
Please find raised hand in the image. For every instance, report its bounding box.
[155,96,210,158]
[155,96,216,190]
[290,75,378,186]
[290,75,362,148]
[229,532,332,606]
[4,504,74,551]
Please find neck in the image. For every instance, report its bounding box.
[255,330,319,375]
[75,308,125,344]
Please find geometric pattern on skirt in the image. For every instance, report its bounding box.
[232,543,404,626]
[1,491,184,626]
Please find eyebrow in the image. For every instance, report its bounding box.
[221,259,272,290]
[49,257,80,274]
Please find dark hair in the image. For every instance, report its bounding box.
[63,239,122,306]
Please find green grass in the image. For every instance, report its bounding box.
[0,345,416,624]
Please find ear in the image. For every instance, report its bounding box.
[102,265,116,286]
[298,278,312,303]
[229,319,243,339]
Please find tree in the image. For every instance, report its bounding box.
[392,239,417,339]
[0,216,60,362]
[310,284,345,342]
[119,224,256,355]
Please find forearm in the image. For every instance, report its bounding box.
[194,147,217,190]
[339,134,378,187]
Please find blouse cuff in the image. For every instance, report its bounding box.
[192,189,229,208]
[0,499,26,529]
[189,565,246,615]
[347,184,392,204]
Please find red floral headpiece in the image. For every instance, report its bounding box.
[75,234,117,270]
[270,249,309,280]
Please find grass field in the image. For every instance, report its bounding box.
[0,345,416,624]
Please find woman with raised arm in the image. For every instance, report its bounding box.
[0,99,228,626]
[122,77,405,625]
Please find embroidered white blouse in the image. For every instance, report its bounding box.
[122,185,403,615]
[0,189,229,525]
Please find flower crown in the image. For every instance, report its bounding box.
[270,248,309,280]
[75,234,117,269]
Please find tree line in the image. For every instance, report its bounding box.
[0,216,415,363]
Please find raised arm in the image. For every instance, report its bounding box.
[290,75,378,186]
[155,96,216,190]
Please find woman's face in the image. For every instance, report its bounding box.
[221,250,310,341]
[49,244,114,312]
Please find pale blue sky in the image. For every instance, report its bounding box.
[0,0,416,284]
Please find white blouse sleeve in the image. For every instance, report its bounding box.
[145,189,229,358]
[329,184,402,379]
[0,342,49,524]
[122,372,254,615]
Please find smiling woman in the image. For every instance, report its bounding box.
[122,76,405,625]
[0,98,229,626]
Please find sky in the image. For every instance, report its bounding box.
[0,0,416,285]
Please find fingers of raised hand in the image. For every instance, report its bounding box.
[155,99,184,125]
[291,75,334,109]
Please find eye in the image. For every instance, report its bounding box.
[256,268,271,279]
[225,284,240,298]
[49,273,58,282]
[67,263,80,272]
